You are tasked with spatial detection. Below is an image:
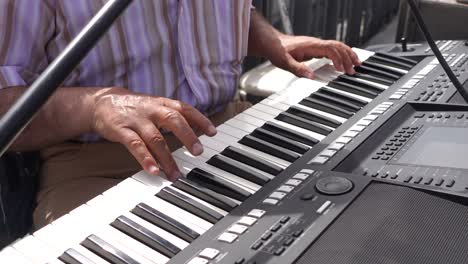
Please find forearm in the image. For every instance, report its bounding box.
[0,86,104,151]
[248,10,285,58]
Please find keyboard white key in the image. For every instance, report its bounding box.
[12,235,58,263]
[253,102,284,116]
[230,142,290,168]
[243,108,276,122]
[217,124,248,139]
[225,118,257,133]
[0,247,33,264]
[234,113,265,127]
[269,119,326,141]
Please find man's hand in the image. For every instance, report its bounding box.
[91,88,217,181]
[270,35,362,79]
[248,10,361,79]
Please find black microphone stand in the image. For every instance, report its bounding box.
[0,0,133,158]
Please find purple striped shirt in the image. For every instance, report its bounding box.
[0,0,252,115]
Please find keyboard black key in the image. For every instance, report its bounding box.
[328,80,379,99]
[262,121,319,147]
[59,248,96,264]
[132,202,200,243]
[176,174,239,209]
[310,92,361,113]
[337,75,386,93]
[369,55,413,70]
[362,61,405,77]
[81,235,138,264]
[355,65,400,81]
[222,146,283,175]
[239,134,301,162]
[252,127,310,154]
[208,154,271,185]
[299,97,354,119]
[185,168,251,202]
[350,72,394,86]
[156,187,223,224]
[319,87,368,107]
[111,215,180,258]
[286,105,342,128]
[375,52,418,66]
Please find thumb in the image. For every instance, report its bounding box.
[285,56,315,79]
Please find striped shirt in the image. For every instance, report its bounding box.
[0,0,252,114]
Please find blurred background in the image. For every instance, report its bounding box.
[246,0,468,70]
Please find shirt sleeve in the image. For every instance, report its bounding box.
[0,0,55,89]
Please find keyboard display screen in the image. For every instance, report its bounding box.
[397,126,468,169]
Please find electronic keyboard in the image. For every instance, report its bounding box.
[2,40,468,264]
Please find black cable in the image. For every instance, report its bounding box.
[407,0,468,103]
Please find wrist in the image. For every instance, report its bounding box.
[89,87,129,133]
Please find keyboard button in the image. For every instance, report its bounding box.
[269,191,287,200]
[293,173,309,180]
[277,185,295,193]
[248,209,266,218]
[228,224,248,235]
[238,217,257,226]
[285,179,302,186]
[188,257,209,264]
[199,248,220,260]
[218,233,238,244]
[263,198,279,205]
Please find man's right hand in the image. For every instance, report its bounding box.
[91,87,217,181]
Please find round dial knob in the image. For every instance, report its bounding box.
[315,176,353,195]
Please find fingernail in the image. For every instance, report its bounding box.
[191,142,204,155]
[207,125,217,136]
[149,165,159,175]
[170,171,182,181]
[306,71,315,79]
[350,68,356,75]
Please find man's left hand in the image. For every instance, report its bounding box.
[268,35,362,79]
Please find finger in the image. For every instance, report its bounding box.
[160,99,217,137]
[119,128,160,176]
[153,106,204,156]
[326,47,345,73]
[336,44,355,75]
[285,54,315,79]
[346,47,362,66]
[135,121,181,181]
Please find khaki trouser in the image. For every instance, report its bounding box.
[33,101,251,230]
